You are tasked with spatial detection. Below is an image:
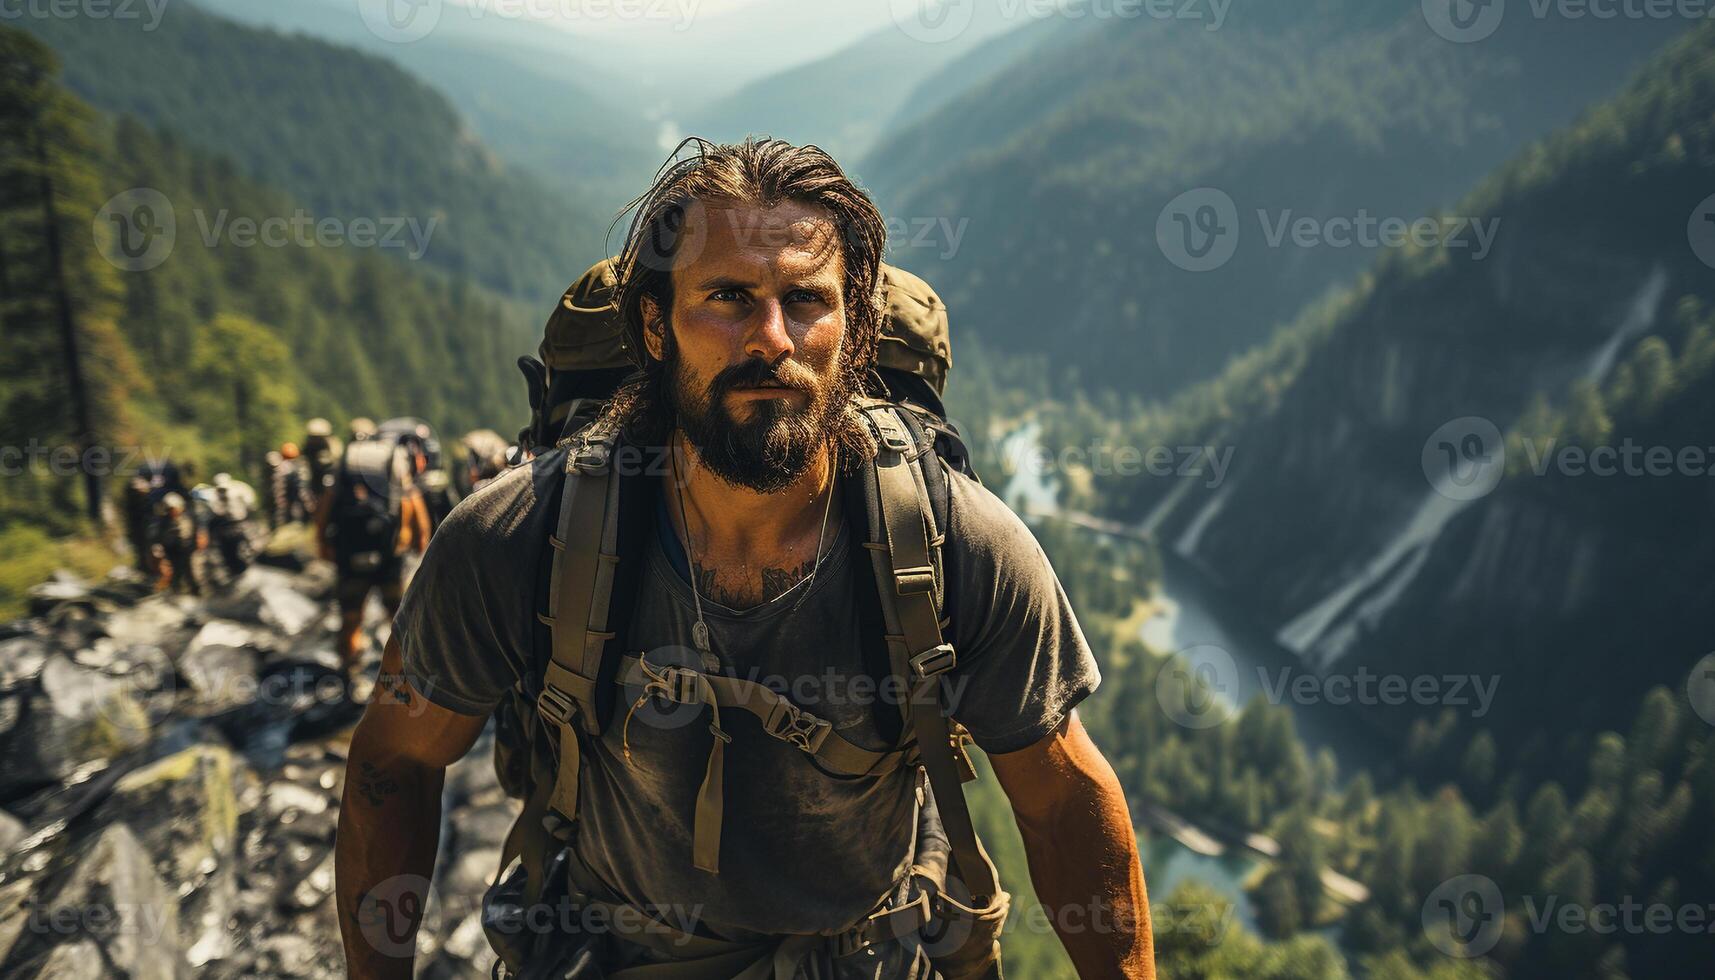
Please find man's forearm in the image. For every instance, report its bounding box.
[1015,767,1154,978]
[335,741,446,979]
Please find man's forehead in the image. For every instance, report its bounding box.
[679,199,842,277]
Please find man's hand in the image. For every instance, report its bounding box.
[990,712,1155,979]
[336,635,486,980]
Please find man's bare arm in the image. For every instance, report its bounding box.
[990,712,1155,979]
[336,635,486,980]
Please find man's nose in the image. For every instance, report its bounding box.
[743,299,795,365]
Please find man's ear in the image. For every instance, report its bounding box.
[641,295,667,361]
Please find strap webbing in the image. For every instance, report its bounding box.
[616,654,913,777]
[865,406,1003,905]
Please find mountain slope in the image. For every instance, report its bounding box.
[19,2,605,301]
[684,3,1027,165]
[210,0,662,210]
[1,26,536,493]
[1136,22,1715,755]
[861,0,1690,398]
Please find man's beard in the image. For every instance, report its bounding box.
[664,328,848,493]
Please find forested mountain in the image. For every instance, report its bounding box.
[0,28,535,538]
[1095,22,1715,762]
[211,0,662,210]
[685,2,1025,165]
[862,0,1690,397]
[17,1,606,301]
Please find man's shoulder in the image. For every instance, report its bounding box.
[436,453,562,549]
[941,466,1045,567]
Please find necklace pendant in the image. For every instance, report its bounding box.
[692,620,711,653]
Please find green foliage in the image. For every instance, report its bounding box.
[0,29,537,612]
[17,3,605,299]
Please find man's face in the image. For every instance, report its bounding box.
[643,198,849,492]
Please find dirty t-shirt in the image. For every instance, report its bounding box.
[393,455,1100,939]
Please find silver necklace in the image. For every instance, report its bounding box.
[670,441,836,654]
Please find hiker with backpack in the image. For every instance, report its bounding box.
[315,425,434,682]
[336,139,1154,980]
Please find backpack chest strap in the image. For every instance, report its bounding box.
[615,652,914,875]
[616,653,913,776]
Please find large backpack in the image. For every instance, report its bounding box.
[490,261,1006,977]
[326,437,410,575]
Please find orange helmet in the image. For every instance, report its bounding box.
[280,442,301,460]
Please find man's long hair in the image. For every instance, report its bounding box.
[604,137,887,469]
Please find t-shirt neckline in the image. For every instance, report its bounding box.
[651,483,850,620]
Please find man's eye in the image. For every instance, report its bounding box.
[786,289,824,305]
[710,289,744,303]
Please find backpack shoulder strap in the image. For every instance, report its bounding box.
[854,398,1003,906]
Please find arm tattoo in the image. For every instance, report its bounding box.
[356,761,401,807]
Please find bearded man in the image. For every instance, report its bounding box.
[335,138,1154,979]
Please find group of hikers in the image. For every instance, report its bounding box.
[327,138,1155,980]
[121,415,513,669]
[122,457,259,596]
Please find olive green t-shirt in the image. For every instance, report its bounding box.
[394,457,1099,940]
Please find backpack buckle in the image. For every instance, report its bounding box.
[537,686,577,727]
[642,663,704,705]
[568,441,611,474]
[862,405,914,454]
[893,565,936,596]
[762,700,832,754]
[909,644,957,679]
